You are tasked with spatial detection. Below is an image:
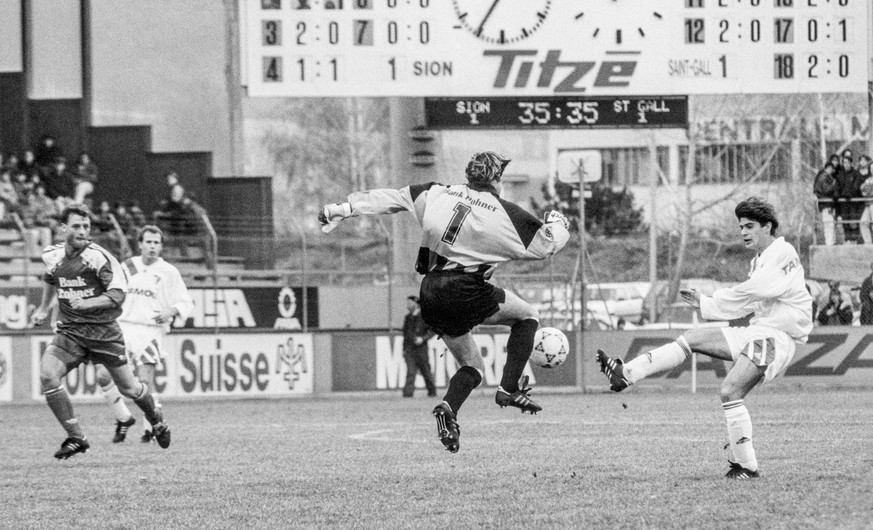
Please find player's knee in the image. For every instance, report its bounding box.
[719,383,743,403]
[39,370,62,392]
[117,379,145,399]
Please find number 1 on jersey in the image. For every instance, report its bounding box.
[441,203,472,245]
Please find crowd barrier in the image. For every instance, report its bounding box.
[1,326,872,403]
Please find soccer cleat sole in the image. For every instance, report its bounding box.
[432,406,460,453]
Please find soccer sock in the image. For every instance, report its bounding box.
[100,381,133,423]
[723,400,758,472]
[623,336,692,384]
[442,366,483,415]
[500,319,538,393]
[44,386,85,439]
[132,383,164,426]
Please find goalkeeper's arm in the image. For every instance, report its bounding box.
[318,202,354,233]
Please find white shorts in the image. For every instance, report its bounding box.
[720,325,796,383]
[120,322,165,367]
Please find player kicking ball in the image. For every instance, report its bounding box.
[31,204,171,459]
[319,152,570,453]
[597,197,813,479]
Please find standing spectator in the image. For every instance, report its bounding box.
[0,170,19,211]
[73,152,99,205]
[834,150,861,243]
[814,162,838,245]
[857,156,873,244]
[17,189,54,246]
[401,295,437,398]
[860,262,873,325]
[2,153,18,172]
[817,283,853,326]
[127,200,147,229]
[33,134,63,169]
[11,170,32,200]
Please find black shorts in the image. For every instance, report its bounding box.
[50,322,128,368]
[419,273,505,338]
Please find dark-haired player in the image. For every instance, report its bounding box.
[319,151,570,453]
[31,203,171,459]
[597,197,813,479]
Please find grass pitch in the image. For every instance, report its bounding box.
[2,387,872,529]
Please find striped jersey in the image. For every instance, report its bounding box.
[41,242,127,325]
[119,256,194,330]
[699,236,813,343]
[348,182,570,278]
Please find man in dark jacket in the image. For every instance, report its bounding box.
[860,263,873,325]
[402,295,437,398]
[834,150,862,243]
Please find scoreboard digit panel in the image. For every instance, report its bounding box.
[240,0,868,97]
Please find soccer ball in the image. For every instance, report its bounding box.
[529,327,570,369]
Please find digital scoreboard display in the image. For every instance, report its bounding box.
[425,96,689,129]
[241,0,869,97]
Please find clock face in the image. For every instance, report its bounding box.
[452,0,552,45]
[575,1,664,47]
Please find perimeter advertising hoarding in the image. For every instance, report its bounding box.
[332,332,576,392]
[0,338,11,402]
[28,333,314,401]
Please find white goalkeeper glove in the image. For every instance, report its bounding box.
[544,210,570,230]
[318,202,353,233]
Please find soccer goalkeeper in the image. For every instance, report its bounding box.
[320,151,570,453]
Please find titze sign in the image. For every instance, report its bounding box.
[29,333,315,400]
[175,287,318,330]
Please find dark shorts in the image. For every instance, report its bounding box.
[419,273,505,338]
[49,322,128,368]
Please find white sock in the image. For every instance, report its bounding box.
[100,381,132,423]
[723,400,757,472]
[623,337,691,384]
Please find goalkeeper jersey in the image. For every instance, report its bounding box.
[699,236,813,343]
[348,182,570,278]
[119,256,193,330]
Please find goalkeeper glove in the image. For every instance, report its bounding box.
[318,202,352,233]
[544,210,570,230]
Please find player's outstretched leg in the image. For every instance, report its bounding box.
[109,363,172,449]
[432,402,460,453]
[495,375,542,414]
[596,349,631,392]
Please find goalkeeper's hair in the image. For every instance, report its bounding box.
[465,152,510,185]
[735,196,778,235]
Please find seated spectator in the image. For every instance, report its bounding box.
[11,170,32,201]
[3,152,19,173]
[113,201,134,234]
[0,170,19,211]
[127,200,147,229]
[34,134,63,169]
[43,158,76,204]
[857,155,873,244]
[17,188,55,246]
[73,152,98,205]
[18,149,40,179]
[94,200,115,232]
[817,283,854,325]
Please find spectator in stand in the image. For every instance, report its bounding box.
[814,161,838,246]
[127,200,147,229]
[18,149,40,180]
[856,156,873,244]
[0,170,19,212]
[154,183,189,235]
[834,149,862,243]
[73,152,98,205]
[3,152,19,173]
[817,281,854,326]
[11,170,32,201]
[30,183,59,227]
[17,188,54,246]
[113,202,134,235]
[43,157,76,206]
[860,262,873,325]
[33,134,63,169]
[95,200,115,232]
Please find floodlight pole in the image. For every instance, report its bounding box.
[575,167,587,393]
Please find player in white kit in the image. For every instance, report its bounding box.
[96,225,193,443]
[597,197,813,479]
[319,152,570,453]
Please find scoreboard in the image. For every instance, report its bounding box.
[425,96,688,129]
[241,0,869,97]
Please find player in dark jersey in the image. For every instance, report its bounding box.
[319,151,570,453]
[30,203,171,459]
